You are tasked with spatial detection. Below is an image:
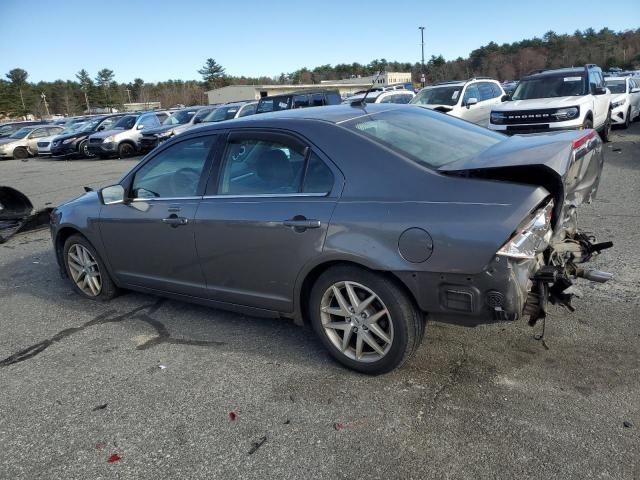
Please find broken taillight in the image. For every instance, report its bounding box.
[571,129,597,151]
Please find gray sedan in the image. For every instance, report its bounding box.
[50,105,611,374]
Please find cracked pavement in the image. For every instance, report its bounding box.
[1,124,639,479]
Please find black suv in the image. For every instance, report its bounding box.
[256,89,341,114]
[50,114,125,158]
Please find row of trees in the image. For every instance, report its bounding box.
[2,28,639,119]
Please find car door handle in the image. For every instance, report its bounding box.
[283,218,321,230]
[162,215,189,227]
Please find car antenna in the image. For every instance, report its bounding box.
[351,71,382,107]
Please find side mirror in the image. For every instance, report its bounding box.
[99,184,126,205]
[465,97,478,108]
[136,124,144,130]
[97,125,105,131]
[501,94,510,102]
[193,117,202,124]
[593,86,607,95]
[631,87,640,94]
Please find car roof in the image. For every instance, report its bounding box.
[605,76,628,81]
[260,89,339,99]
[193,104,408,129]
[523,67,587,79]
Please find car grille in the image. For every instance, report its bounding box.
[89,138,103,144]
[506,124,551,134]
[500,109,558,124]
[37,142,50,148]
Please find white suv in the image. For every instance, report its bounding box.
[605,76,640,129]
[490,65,612,141]
[410,78,506,127]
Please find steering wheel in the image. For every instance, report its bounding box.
[170,168,201,196]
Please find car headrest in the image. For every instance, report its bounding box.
[256,149,292,184]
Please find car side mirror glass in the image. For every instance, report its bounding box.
[97,125,105,131]
[137,124,144,130]
[465,97,478,108]
[193,117,201,124]
[100,184,126,205]
[593,86,607,95]
[501,94,510,102]
[631,87,640,93]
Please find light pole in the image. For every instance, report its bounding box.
[41,92,50,118]
[126,88,132,104]
[419,26,425,87]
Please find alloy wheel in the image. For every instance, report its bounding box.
[320,281,394,362]
[67,244,102,296]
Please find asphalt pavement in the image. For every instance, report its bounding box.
[0,127,638,479]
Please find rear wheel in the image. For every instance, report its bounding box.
[13,147,28,160]
[63,234,117,301]
[117,142,135,159]
[309,266,425,374]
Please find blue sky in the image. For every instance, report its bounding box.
[1,0,638,83]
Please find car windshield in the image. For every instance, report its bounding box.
[9,127,34,139]
[605,80,626,94]
[410,86,463,106]
[163,109,197,126]
[512,75,586,100]
[112,115,137,130]
[61,124,83,135]
[79,118,103,132]
[342,108,504,169]
[203,106,239,122]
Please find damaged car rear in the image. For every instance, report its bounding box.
[50,105,611,374]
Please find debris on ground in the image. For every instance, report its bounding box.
[229,411,237,421]
[623,421,632,428]
[0,186,52,244]
[95,442,106,450]
[334,419,368,431]
[158,364,167,370]
[248,435,267,455]
[92,403,108,411]
[107,453,122,463]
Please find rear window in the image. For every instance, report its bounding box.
[342,108,504,169]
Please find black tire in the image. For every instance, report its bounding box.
[13,147,28,160]
[623,108,631,129]
[308,265,425,375]
[63,234,118,301]
[599,111,611,142]
[582,118,593,130]
[117,142,135,159]
[78,140,94,158]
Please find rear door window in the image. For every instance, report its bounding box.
[477,82,496,101]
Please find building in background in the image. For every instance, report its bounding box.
[122,102,162,112]
[322,71,412,87]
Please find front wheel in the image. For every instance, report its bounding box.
[63,234,118,301]
[309,266,425,374]
[623,108,631,129]
[117,142,135,159]
[78,140,95,158]
[600,111,611,142]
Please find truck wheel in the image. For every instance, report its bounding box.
[13,148,28,160]
[308,265,425,375]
